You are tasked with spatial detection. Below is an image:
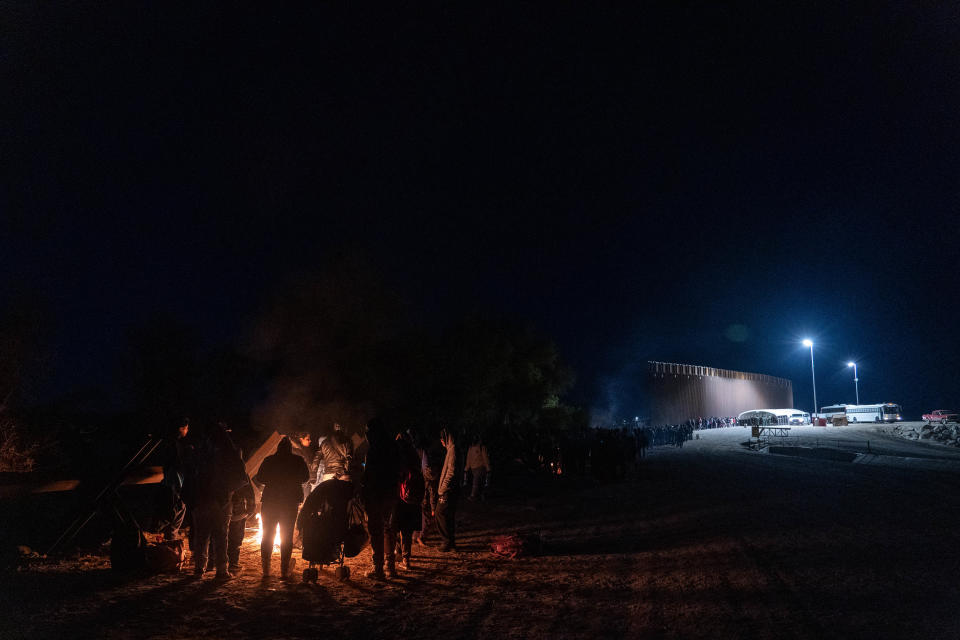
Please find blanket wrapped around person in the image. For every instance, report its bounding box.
[297,478,367,564]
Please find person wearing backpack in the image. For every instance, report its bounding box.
[254,436,309,579]
[391,431,425,570]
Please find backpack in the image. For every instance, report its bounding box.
[490,531,543,559]
[144,539,184,573]
[343,497,369,558]
[399,468,425,505]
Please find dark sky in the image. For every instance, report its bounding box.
[3,3,959,418]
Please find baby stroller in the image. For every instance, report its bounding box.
[298,479,367,582]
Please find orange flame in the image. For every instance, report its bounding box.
[255,513,281,550]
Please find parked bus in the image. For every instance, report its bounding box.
[819,403,902,423]
[737,409,810,426]
[820,405,848,421]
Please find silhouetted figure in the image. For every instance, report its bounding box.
[254,436,309,579]
[362,418,402,578]
[419,440,444,545]
[465,435,491,501]
[391,432,424,569]
[158,417,191,540]
[227,479,256,573]
[187,422,247,579]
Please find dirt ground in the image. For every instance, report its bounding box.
[4,424,960,640]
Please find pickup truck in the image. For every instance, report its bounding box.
[923,410,958,424]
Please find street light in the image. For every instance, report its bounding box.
[847,362,859,405]
[802,339,817,417]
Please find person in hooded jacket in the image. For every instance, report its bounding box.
[361,418,402,578]
[254,436,309,579]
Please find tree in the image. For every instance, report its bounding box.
[0,297,47,471]
[426,315,575,465]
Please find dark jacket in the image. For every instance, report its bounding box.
[361,434,401,503]
[184,426,246,507]
[291,441,319,481]
[230,482,257,522]
[397,439,425,505]
[320,432,359,482]
[255,445,310,506]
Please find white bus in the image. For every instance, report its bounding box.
[819,403,902,423]
[737,408,810,426]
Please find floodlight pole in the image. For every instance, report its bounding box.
[803,341,817,417]
[848,362,859,405]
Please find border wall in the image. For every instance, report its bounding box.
[646,361,794,424]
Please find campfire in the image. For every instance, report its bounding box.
[254,513,281,550]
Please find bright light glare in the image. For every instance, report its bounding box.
[847,362,855,367]
[802,339,813,347]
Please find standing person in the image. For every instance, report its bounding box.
[188,422,247,579]
[361,418,401,579]
[391,432,424,570]
[227,478,256,574]
[158,418,192,540]
[319,423,359,483]
[291,431,318,501]
[436,428,460,552]
[254,436,309,579]
[465,435,491,501]
[419,438,444,546]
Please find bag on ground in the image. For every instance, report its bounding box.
[490,531,542,559]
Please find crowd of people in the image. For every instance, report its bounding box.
[159,419,493,581]
[541,417,740,480]
[686,416,735,430]
[153,412,738,579]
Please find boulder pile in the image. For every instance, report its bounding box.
[892,422,960,446]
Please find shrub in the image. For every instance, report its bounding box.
[0,420,37,473]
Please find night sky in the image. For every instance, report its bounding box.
[3,3,959,419]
